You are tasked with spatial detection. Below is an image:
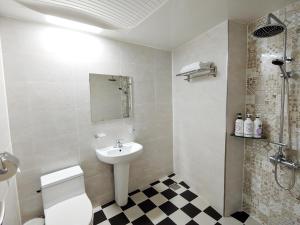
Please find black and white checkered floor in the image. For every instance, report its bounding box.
[93,174,259,225]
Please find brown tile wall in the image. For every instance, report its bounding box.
[243,2,300,224]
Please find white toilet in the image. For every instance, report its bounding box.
[25,165,93,225]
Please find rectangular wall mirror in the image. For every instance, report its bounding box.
[89,74,132,122]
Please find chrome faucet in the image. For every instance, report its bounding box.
[115,139,123,148]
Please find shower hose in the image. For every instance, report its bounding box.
[274,163,295,190]
[274,78,296,191]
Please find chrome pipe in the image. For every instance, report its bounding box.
[268,13,287,29]
[268,13,288,61]
[278,77,285,156]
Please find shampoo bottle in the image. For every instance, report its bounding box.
[254,115,262,138]
[234,113,244,136]
[244,114,254,137]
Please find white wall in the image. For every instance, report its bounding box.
[0,35,21,225]
[172,21,228,214]
[172,20,247,215]
[0,18,173,222]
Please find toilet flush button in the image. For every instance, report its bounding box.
[23,218,45,225]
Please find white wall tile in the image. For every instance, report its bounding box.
[0,18,173,222]
[172,21,228,214]
[0,35,21,225]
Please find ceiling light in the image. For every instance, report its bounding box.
[45,15,103,34]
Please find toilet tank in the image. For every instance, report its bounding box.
[41,166,86,209]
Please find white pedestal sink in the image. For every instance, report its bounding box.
[96,142,143,206]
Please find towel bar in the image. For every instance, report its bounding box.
[176,65,217,82]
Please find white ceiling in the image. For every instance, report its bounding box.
[0,0,297,50]
[15,0,169,29]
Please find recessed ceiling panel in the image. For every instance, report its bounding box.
[16,0,168,29]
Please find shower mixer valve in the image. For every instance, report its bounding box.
[269,153,300,190]
[268,142,300,169]
[269,154,300,170]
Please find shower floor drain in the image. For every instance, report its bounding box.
[169,183,181,190]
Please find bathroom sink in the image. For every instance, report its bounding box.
[96,142,143,164]
[96,141,143,206]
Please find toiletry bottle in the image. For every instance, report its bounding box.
[244,114,254,137]
[234,113,244,137]
[254,115,262,138]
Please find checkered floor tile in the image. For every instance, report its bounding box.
[93,174,260,225]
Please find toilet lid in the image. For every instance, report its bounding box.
[45,194,92,225]
[24,218,45,225]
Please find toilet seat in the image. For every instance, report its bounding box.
[45,194,92,225]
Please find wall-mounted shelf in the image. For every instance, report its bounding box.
[176,63,217,82]
[230,133,267,140]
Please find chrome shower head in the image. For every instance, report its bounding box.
[253,23,285,38]
[108,76,117,82]
[272,59,289,78]
[272,59,284,66]
[253,13,286,38]
[253,13,289,79]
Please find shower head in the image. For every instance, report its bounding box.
[272,59,284,66]
[253,13,286,38]
[253,23,285,38]
[253,13,290,79]
[272,59,289,78]
[108,76,117,82]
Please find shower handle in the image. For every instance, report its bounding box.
[268,141,287,147]
[269,155,300,170]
